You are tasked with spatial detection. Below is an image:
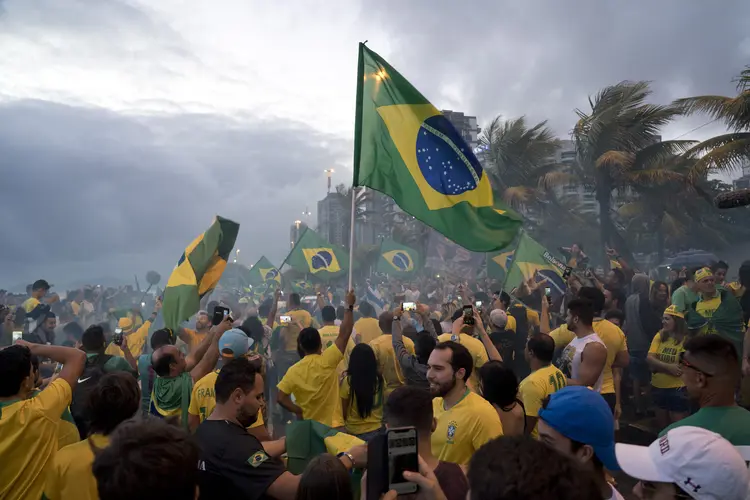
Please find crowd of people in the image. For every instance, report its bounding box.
[2,250,750,499]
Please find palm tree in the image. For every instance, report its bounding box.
[674,66,750,177]
[572,81,685,259]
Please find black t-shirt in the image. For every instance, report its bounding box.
[195,419,286,500]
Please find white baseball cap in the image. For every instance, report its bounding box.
[615,426,750,499]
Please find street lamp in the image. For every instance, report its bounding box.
[324,168,335,193]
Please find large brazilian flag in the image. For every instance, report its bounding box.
[282,227,348,279]
[376,239,420,276]
[248,256,281,287]
[503,232,567,303]
[352,43,522,252]
[162,216,240,330]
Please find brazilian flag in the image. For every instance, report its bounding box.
[162,216,239,330]
[248,256,281,287]
[486,249,515,281]
[377,239,419,276]
[503,232,567,302]
[352,43,522,252]
[283,227,348,279]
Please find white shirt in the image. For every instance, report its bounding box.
[606,485,625,500]
[559,332,607,392]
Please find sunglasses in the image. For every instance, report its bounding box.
[678,352,714,377]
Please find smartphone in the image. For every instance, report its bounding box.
[12,330,22,342]
[386,427,419,495]
[475,300,483,308]
[280,315,292,326]
[212,306,230,326]
[402,302,417,312]
[562,266,573,279]
[545,287,552,297]
[463,305,475,326]
[113,328,124,346]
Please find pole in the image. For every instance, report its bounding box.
[347,187,357,290]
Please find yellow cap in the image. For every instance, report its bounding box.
[663,305,685,319]
[694,267,713,282]
[117,317,134,333]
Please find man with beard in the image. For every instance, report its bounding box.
[556,299,607,392]
[178,310,211,351]
[24,311,57,345]
[428,341,502,465]
[195,357,367,499]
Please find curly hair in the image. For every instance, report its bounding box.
[468,436,602,500]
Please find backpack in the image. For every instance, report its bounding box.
[70,354,112,438]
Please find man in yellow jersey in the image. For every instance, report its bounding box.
[277,290,356,427]
[428,341,503,465]
[318,306,340,349]
[343,301,382,367]
[22,279,59,335]
[150,316,231,428]
[105,298,162,358]
[437,311,489,393]
[43,372,140,500]
[177,310,212,350]
[369,311,416,397]
[519,333,566,438]
[188,329,270,441]
[547,287,628,416]
[277,293,317,385]
[0,340,86,500]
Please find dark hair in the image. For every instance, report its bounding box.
[298,327,322,355]
[385,385,433,433]
[151,349,178,377]
[378,311,394,334]
[150,329,175,350]
[82,325,106,352]
[527,333,555,364]
[321,306,337,323]
[467,436,601,500]
[684,335,739,367]
[359,301,375,318]
[258,299,273,319]
[570,439,604,471]
[576,287,605,315]
[711,260,729,273]
[92,418,199,500]
[240,316,265,346]
[610,268,626,285]
[739,261,750,288]
[336,306,346,321]
[215,358,260,404]
[604,285,627,310]
[478,361,518,408]
[415,332,437,364]
[450,309,463,322]
[671,277,687,292]
[347,344,383,419]
[567,299,594,326]
[296,453,353,500]
[650,280,669,303]
[0,345,32,397]
[289,293,302,307]
[687,266,703,283]
[88,373,140,435]
[63,321,84,341]
[499,291,511,308]
[604,309,625,326]
[433,341,473,382]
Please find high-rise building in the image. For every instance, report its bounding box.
[317,192,348,247]
[442,110,481,151]
[289,221,308,248]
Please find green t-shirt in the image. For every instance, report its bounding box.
[660,406,750,445]
[671,286,699,313]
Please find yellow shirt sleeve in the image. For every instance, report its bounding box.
[128,320,152,356]
[340,376,350,400]
[33,378,73,421]
[472,407,504,451]
[188,384,201,416]
[549,326,574,350]
[277,370,295,395]
[506,315,516,332]
[519,379,545,417]
[322,344,345,370]
[527,309,540,328]
[648,334,661,355]
[249,409,264,428]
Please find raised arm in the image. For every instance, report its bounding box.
[540,295,550,334]
[266,289,281,329]
[472,308,502,362]
[334,290,356,354]
[17,340,86,391]
[188,317,232,382]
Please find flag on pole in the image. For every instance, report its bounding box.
[162,216,239,330]
[282,227,349,279]
[486,249,516,281]
[376,239,420,276]
[502,232,566,302]
[365,284,386,315]
[248,256,281,286]
[352,43,522,252]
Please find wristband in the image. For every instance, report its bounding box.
[337,451,355,468]
[348,305,355,311]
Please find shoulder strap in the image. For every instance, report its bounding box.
[89,354,113,368]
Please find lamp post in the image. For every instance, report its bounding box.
[324,168,334,193]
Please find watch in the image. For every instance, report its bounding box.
[393,316,401,321]
[348,305,355,311]
[337,451,355,468]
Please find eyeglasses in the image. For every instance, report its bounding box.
[678,352,714,377]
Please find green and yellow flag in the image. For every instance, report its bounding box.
[486,249,515,281]
[248,256,281,287]
[352,43,522,252]
[377,239,420,276]
[503,232,567,301]
[162,216,239,330]
[282,227,348,279]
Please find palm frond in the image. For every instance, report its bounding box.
[502,186,534,207]
[538,171,575,190]
[595,150,634,170]
[687,137,750,180]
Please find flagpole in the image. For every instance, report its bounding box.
[347,187,357,290]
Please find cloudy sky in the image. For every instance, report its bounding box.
[1,0,749,289]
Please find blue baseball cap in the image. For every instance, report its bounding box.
[219,328,253,359]
[537,386,619,471]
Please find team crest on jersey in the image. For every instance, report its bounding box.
[248,451,270,468]
[446,420,458,444]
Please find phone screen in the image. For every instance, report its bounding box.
[212,306,230,326]
[545,287,552,296]
[475,300,483,307]
[562,266,573,279]
[12,330,22,342]
[113,328,124,346]
[387,428,418,494]
[402,302,416,312]
[463,305,475,325]
[280,315,292,325]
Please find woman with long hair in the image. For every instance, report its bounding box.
[296,454,353,500]
[646,305,690,428]
[340,343,384,441]
[478,361,525,436]
[650,280,671,316]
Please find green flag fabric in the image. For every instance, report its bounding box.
[503,232,567,300]
[486,249,516,281]
[282,227,349,279]
[352,43,522,252]
[162,216,239,330]
[376,239,420,276]
[248,256,281,287]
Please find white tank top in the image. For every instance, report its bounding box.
[559,333,606,393]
